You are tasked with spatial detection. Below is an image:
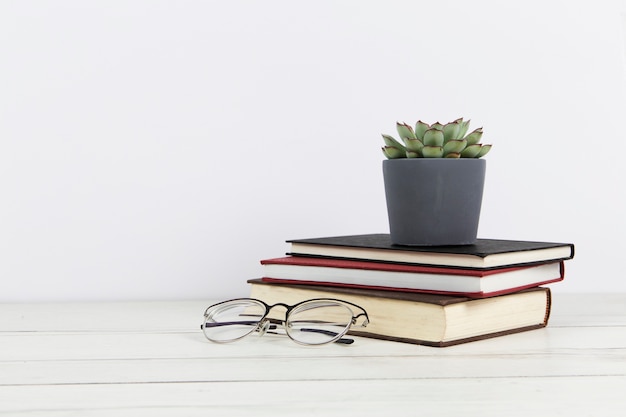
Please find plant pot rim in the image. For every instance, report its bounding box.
[383,158,485,163]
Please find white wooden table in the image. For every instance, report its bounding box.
[1,294,625,416]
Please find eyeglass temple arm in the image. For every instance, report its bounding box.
[298,328,355,344]
[354,312,370,326]
[201,320,258,329]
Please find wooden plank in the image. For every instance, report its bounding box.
[0,377,625,417]
[0,301,208,332]
[1,325,625,363]
[1,349,625,386]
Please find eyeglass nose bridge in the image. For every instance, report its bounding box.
[265,302,291,317]
[262,303,292,325]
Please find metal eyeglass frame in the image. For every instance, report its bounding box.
[201,297,370,345]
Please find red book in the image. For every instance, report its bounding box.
[260,256,565,298]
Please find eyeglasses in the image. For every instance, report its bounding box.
[201,298,369,346]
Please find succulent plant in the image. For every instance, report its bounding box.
[382,118,492,159]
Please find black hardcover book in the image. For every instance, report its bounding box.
[287,234,575,270]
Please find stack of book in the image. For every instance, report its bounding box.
[248,234,575,347]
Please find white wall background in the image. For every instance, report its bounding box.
[1,0,625,302]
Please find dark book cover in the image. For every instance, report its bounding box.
[287,234,575,269]
[288,234,574,257]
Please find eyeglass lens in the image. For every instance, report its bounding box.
[286,300,353,345]
[202,299,266,342]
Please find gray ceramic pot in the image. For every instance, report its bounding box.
[382,158,486,246]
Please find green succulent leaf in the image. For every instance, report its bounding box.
[406,150,421,158]
[458,119,470,139]
[476,144,492,158]
[414,120,430,140]
[464,128,483,145]
[430,122,443,131]
[382,146,407,159]
[460,144,482,158]
[396,122,416,140]
[403,137,424,153]
[382,134,406,150]
[421,145,444,158]
[443,121,461,142]
[422,128,444,147]
[443,139,467,156]
[445,152,461,158]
